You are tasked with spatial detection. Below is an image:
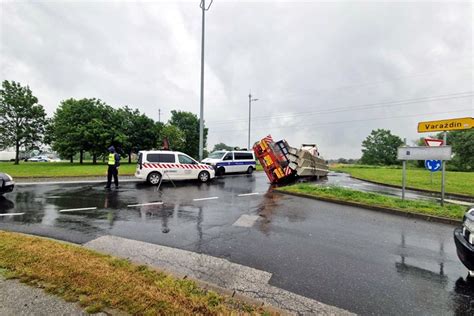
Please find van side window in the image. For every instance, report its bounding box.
[234,152,253,160]
[223,153,233,161]
[147,153,175,163]
[178,154,196,164]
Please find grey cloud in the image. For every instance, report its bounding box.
[1,0,472,158]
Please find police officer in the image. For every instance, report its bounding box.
[105,145,120,189]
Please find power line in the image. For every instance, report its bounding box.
[207,91,473,125]
[209,108,473,134]
[268,62,473,101]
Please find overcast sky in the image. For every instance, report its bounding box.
[1,0,472,158]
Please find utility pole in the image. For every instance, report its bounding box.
[199,0,213,161]
[248,92,258,150]
[402,138,406,201]
[441,132,447,206]
[158,109,161,123]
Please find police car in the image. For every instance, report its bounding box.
[135,151,215,184]
[202,150,256,175]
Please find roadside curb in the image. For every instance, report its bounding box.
[275,189,462,226]
[85,235,352,315]
[2,232,289,315]
[341,173,474,202]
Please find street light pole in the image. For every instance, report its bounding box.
[248,93,258,150]
[198,0,213,161]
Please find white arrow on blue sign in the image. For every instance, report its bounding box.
[425,159,442,172]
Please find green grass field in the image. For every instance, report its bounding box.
[331,164,474,197]
[0,162,137,178]
[0,161,263,178]
[278,183,466,220]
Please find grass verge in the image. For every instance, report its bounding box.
[0,162,264,178]
[0,162,136,178]
[330,164,474,197]
[277,183,467,220]
[0,231,269,315]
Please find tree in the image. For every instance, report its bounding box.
[83,102,124,164]
[159,124,186,152]
[168,110,207,158]
[0,80,47,164]
[360,129,403,165]
[212,142,233,152]
[117,106,160,163]
[442,129,474,171]
[49,98,102,163]
[337,158,348,164]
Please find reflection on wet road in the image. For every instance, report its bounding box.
[0,173,472,315]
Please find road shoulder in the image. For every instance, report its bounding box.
[276,189,462,225]
[84,235,353,315]
[0,275,98,316]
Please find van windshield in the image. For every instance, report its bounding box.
[207,151,226,159]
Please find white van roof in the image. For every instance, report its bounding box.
[139,150,181,154]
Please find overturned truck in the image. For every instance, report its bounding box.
[253,135,329,184]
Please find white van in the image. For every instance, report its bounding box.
[202,150,256,175]
[135,150,215,184]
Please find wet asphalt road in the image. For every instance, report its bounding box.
[1,173,473,315]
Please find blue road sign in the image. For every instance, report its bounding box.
[425,159,442,172]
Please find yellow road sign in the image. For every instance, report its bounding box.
[418,117,474,133]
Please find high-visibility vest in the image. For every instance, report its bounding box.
[108,153,115,165]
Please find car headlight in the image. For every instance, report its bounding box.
[464,217,474,232]
[5,173,13,181]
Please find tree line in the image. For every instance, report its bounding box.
[0,80,207,164]
[360,128,473,171]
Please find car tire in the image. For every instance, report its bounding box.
[217,167,225,176]
[198,171,210,183]
[246,166,254,174]
[147,172,162,185]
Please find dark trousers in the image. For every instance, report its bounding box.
[106,165,119,187]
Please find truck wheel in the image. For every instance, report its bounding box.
[246,166,254,174]
[147,172,162,185]
[198,171,210,183]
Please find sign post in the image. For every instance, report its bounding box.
[423,137,443,187]
[441,132,447,206]
[397,145,452,204]
[413,116,471,205]
[417,117,473,133]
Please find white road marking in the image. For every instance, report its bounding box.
[193,197,219,201]
[127,202,163,207]
[237,192,260,197]
[232,214,259,227]
[59,207,97,213]
[0,213,25,217]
